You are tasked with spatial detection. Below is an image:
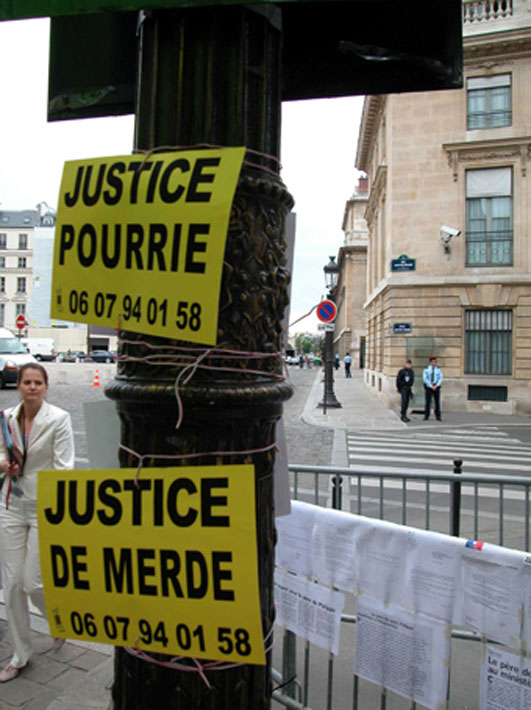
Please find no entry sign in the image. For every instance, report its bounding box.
[316,300,337,323]
[15,315,26,330]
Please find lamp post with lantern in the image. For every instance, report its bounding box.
[318,256,341,412]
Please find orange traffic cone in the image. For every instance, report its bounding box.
[92,369,100,387]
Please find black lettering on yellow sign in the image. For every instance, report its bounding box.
[63,157,221,208]
[58,222,209,274]
[44,477,231,527]
[48,544,235,601]
[51,149,245,344]
[51,545,91,590]
[38,465,264,664]
[102,548,235,600]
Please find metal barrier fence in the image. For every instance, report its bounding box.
[272,462,531,710]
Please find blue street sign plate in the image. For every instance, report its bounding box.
[391,255,416,272]
[393,323,412,334]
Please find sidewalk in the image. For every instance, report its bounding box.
[0,607,112,710]
[302,369,531,431]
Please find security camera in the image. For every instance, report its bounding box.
[440,225,461,238]
[440,225,461,254]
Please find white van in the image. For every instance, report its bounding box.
[21,337,56,362]
[0,328,37,388]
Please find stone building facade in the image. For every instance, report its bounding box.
[0,210,37,332]
[334,177,368,367]
[356,0,531,414]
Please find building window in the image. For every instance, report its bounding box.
[467,75,511,129]
[0,278,4,293]
[16,277,26,293]
[466,168,512,266]
[0,304,4,327]
[468,385,508,402]
[0,234,6,249]
[465,310,512,375]
[15,304,26,317]
[18,257,26,268]
[0,257,5,268]
[18,234,28,250]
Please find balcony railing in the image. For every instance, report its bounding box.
[467,109,512,129]
[463,0,513,23]
[466,229,513,266]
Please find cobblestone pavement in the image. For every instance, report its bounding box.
[0,619,112,709]
[283,366,334,466]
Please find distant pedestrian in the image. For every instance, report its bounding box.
[298,354,304,369]
[396,359,414,422]
[344,352,352,378]
[334,353,340,371]
[423,355,443,421]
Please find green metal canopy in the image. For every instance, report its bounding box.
[2,0,463,121]
[0,0,457,19]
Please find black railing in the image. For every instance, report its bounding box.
[467,109,511,129]
[466,229,512,266]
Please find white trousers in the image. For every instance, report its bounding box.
[0,493,48,668]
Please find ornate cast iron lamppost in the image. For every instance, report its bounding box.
[319,256,341,411]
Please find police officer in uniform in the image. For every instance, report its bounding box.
[423,355,443,421]
[396,359,414,422]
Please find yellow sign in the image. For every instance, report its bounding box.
[37,466,264,665]
[50,148,245,345]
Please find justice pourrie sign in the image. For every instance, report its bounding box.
[50,148,245,345]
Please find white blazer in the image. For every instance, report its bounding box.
[2,401,75,502]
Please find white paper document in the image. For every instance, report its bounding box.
[522,557,531,650]
[480,645,531,710]
[274,568,345,655]
[355,519,408,607]
[276,502,315,577]
[462,542,524,648]
[355,598,450,710]
[404,529,463,623]
[311,506,358,592]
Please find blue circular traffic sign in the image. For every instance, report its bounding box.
[316,300,337,323]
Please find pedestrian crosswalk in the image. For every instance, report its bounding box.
[347,427,531,478]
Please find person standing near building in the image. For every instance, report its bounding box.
[423,355,443,421]
[344,352,352,378]
[396,359,415,422]
[334,353,340,371]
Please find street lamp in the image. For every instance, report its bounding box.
[318,256,341,411]
[324,255,340,298]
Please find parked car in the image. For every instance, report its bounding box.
[57,350,87,363]
[88,350,115,363]
[0,328,37,388]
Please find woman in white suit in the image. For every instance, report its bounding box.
[0,363,74,682]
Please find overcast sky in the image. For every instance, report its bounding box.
[0,17,364,335]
